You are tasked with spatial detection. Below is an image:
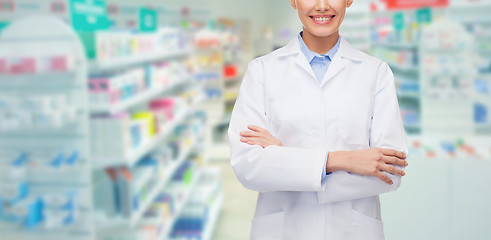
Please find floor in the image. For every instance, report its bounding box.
[207,160,257,240]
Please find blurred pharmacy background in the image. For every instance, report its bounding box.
[0,0,490,240]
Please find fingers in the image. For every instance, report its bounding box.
[375,172,393,185]
[379,163,405,177]
[384,156,408,167]
[240,137,264,146]
[240,126,281,148]
[240,137,278,148]
[380,148,406,160]
[247,125,266,132]
[240,131,262,137]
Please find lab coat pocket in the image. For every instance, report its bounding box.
[351,209,385,240]
[338,89,373,147]
[250,211,285,240]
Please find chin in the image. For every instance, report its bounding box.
[305,28,338,38]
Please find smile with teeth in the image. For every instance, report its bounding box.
[311,16,334,22]
[314,17,331,21]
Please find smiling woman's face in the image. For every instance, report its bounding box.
[290,0,353,38]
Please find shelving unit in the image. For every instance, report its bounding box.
[86,27,221,239]
[156,169,203,240]
[194,24,245,162]
[368,8,430,134]
[0,16,93,240]
[201,192,223,240]
[341,9,370,53]
[0,15,222,240]
[419,20,475,135]
[163,167,223,240]
[96,129,205,230]
[89,75,193,115]
[451,3,491,134]
[373,42,418,50]
[92,95,206,169]
[88,49,191,74]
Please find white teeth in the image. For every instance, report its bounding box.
[313,17,332,21]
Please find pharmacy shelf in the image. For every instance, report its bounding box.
[92,96,205,169]
[387,62,419,73]
[202,193,224,240]
[89,75,192,114]
[450,3,491,9]
[478,50,491,56]
[405,123,421,129]
[126,133,203,228]
[475,36,491,41]
[88,49,191,74]
[397,92,420,99]
[0,72,82,91]
[342,23,370,28]
[224,70,243,82]
[96,132,203,230]
[396,76,419,83]
[157,169,203,240]
[427,72,477,79]
[0,211,93,240]
[458,18,491,25]
[374,42,418,50]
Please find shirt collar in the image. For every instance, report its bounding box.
[298,31,341,63]
[275,34,362,62]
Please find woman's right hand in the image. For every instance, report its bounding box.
[326,148,408,185]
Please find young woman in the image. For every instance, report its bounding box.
[228,0,408,239]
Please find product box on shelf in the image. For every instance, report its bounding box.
[0,55,75,75]
[0,58,7,74]
[133,112,157,136]
[171,168,222,240]
[124,166,156,217]
[0,94,77,132]
[150,97,179,122]
[0,175,81,229]
[89,68,146,105]
[78,28,189,61]
[93,164,160,219]
[6,196,43,229]
[42,192,79,229]
[88,60,191,110]
[93,168,118,217]
[407,136,491,160]
[28,150,80,170]
[171,161,195,185]
[90,113,132,158]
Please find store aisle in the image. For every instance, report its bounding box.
[208,160,257,240]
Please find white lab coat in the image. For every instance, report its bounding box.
[228,36,408,240]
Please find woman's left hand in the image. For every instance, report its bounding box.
[240,125,282,148]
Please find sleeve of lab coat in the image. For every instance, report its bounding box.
[317,62,408,204]
[228,60,328,193]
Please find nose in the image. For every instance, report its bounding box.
[315,0,330,12]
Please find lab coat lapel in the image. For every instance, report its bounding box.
[278,36,317,84]
[320,53,345,87]
[319,37,362,88]
[294,52,317,83]
[278,36,361,87]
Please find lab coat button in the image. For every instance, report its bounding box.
[312,131,320,139]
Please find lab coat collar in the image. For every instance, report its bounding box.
[276,35,362,86]
[277,36,362,62]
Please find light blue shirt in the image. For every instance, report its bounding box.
[298,32,341,178]
[298,32,341,83]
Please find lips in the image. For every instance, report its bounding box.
[310,15,335,25]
